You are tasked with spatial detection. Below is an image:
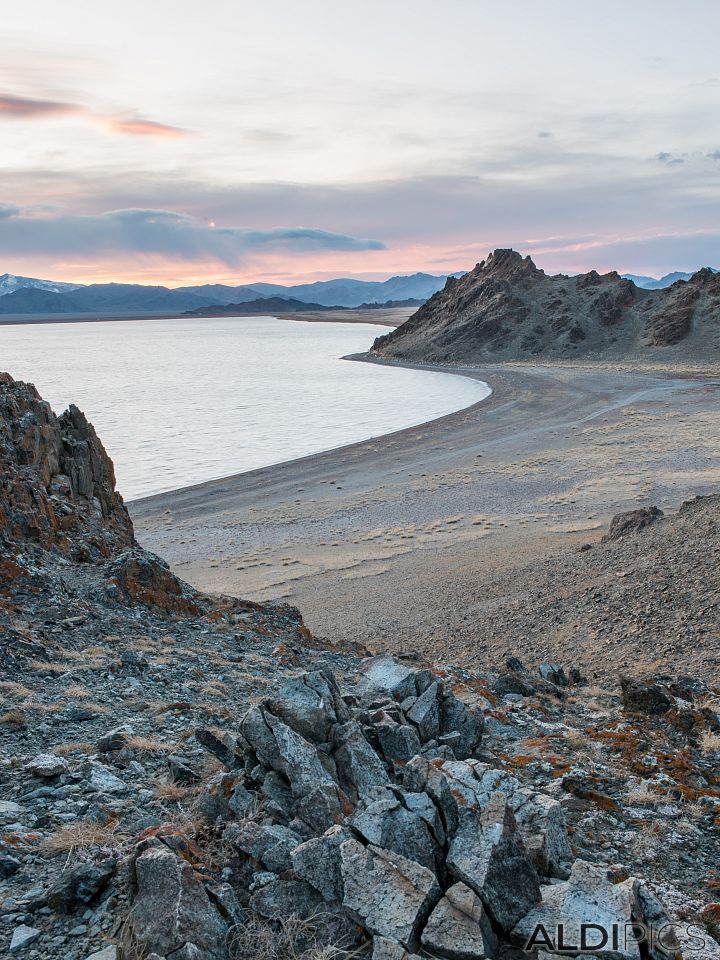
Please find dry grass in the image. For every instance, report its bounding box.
[73,700,111,716]
[52,741,94,756]
[126,735,176,754]
[198,681,228,698]
[625,780,660,806]
[43,819,123,855]
[154,781,201,802]
[700,730,720,753]
[62,684,92,699]
[22,701,63,714]
[0,681,34,698]
[228,914,364,960]
[0,709,27,727]
[29,659,68,674]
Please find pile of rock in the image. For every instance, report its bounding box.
[124,655,677,959]
[0,373,133,557]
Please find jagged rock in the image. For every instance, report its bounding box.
[9,925,41,953]
[85,761,128,794]
[194,728,244,768]
[107,548,202,616]
[340,838,440,947]
[493,671,538,697]
[421,881,498,959]
[350,797,439,871]
[206,882,246,930]
[267,668,348,742]
[96,724,134,753]
[538,663,567,686]
[197,771,241,822]
[167,754,201,784]
[512,860,648,960]
[248,877,324,920]
[620,676,674,716]
[46,861,116,913]
[447,795,541,932]
[372,938,421,959]
[334,719,390,799]
[240,705,336,798]
[291,824,352,902]
[404,758,571,880]
[85,947,118,960]
[439,693,484,759]
[0,852,21,878]
[128,845,228,959]
[376,721,422,762]
[0,374,133,553]
[295,783,345,833]
[357,655,422,701]
[405,681,441,741]
[604,506,663,542]
[224,821,302,873]
[371,249,720,363]
[23,754,68,778]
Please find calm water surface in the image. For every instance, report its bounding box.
[1,316,490,500]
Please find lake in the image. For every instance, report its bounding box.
[0,316,490,500]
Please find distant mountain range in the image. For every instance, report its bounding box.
[1,266,717,318]
[0,271,460,316]
[373,249,720,363]
[622,269,719,289]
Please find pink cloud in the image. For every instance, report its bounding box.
[0,91,185,138]
[105,116,186,138]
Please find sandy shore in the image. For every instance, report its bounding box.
[131,358,720,675]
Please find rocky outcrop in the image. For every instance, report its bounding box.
[0,373,133,556]
[120,657,682,959]
[603,505,664,542]
[371,249,720,362]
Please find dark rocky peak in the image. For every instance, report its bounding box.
[687,266,720,288]
[478,248,544,282]
[0,372,134,557]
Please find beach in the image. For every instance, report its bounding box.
[131,357,720,678]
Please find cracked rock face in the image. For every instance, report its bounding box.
[340,839,441,946]
[128,844,229,960]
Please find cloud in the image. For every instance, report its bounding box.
[655,151,684,165]
[0,207,384,265]
[0,94,78,117]
[104,117,186,138]
[0,91,185,137]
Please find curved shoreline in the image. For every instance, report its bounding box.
[128,353,494,509]
[132,358,720,674]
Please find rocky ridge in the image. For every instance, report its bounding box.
[371,249,720,362]
[0,374,719,960]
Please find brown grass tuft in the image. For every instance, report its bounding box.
[43,819,123,855]
[126,736,176,754]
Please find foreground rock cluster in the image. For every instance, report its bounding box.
[1,373,719,959]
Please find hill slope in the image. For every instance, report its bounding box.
[372,248,720,362]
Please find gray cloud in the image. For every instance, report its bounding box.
[0,207,384,263]
[0,94,77,117]
[655,152,685,165]
[0,92,185,137]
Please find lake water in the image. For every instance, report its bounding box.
[0,316,490,500]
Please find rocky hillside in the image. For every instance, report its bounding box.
[372,249,720,362]
[1,375,719,960]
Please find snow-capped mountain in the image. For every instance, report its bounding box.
[0,273,84,296]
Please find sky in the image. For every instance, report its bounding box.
[2,0,720,285]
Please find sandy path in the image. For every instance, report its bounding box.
[131,360,720,668]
